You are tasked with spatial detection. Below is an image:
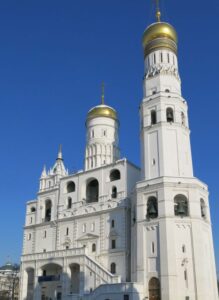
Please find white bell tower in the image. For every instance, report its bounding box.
[132,4,218,300]
[140,11,193,180]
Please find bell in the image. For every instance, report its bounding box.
[148,203,158,218]
[167,112,173,122]
[177,201,186,216]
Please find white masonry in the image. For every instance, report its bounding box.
[19,8,218,300]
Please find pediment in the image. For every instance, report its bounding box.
[77,233,99,241]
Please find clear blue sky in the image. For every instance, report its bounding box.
[0,0,218,275]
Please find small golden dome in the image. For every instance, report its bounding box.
[143,22,177,52]
[87,105,117,121]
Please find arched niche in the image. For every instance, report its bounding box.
[86,179,99,203]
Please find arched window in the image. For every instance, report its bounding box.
[92,243,96,252]
[45,200,52,222]
[147,196,158,219]
[151,110,157,125]
[200,198,206,219]
[166,107,174,122]
[31,207,36,213]
[110,169,121,181]
[67,197,72,209]
[148,277,161,300]
[112,186,117,199]
[67,181,75,193]
[174,194,189,217]
[86,179,99,203]
[110,263,116,274]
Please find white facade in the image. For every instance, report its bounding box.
[20,10,218,300]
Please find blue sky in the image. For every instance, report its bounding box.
[0,0,218,275]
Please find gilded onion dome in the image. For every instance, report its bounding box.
[142,10,178,57]
[87,104,117,121]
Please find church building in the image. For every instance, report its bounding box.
[19,5,218,300]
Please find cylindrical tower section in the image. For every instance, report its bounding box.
[85,104,120,170]
[142,21,181,97]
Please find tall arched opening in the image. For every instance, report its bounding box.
[148,277,161,300]
[86,179,99,203]
[70,263,80,294]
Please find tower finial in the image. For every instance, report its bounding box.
[101,82,105,105]
[57,144,63,160]
[155,0,161,22]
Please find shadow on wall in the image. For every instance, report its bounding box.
[23,271,142,300]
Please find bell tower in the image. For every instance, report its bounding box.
[140,5,193,181]
[132,3,218,300]
[85,84,120,170]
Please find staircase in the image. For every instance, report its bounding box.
[84,255,121,285]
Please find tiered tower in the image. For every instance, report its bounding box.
[85,85,120,170]
[132,5,218,300]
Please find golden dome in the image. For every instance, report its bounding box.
[143,22,177,47]
[87,105,117,121]
[142,22,178,56]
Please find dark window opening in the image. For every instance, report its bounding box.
[110,263,116,274]
[67,181,75,193]
[67,197,72,209]
[111,220,115,228]
[111,239,116,249]
[66,228,69,236]
[147,196,158,219]
[110,169,121,181]
[86,179,99,203]
[151,110,157,125]
[31,207,36,213]
[181,112,186,125]
[154,53,156,64]
[112,186,117,199]
[45,200,52,222]
[200,199,206,219]
[152,242,155,254]
[174,194,189,217]
[124,295,129,300]
[184,270,187,281]
[166,107,174,122]
[92,243,96,252]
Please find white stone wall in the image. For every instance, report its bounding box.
[85,116,120,170]
[21,160,140,300]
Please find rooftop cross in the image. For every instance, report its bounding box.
[101,82,105,105]
[155,0,161,22]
